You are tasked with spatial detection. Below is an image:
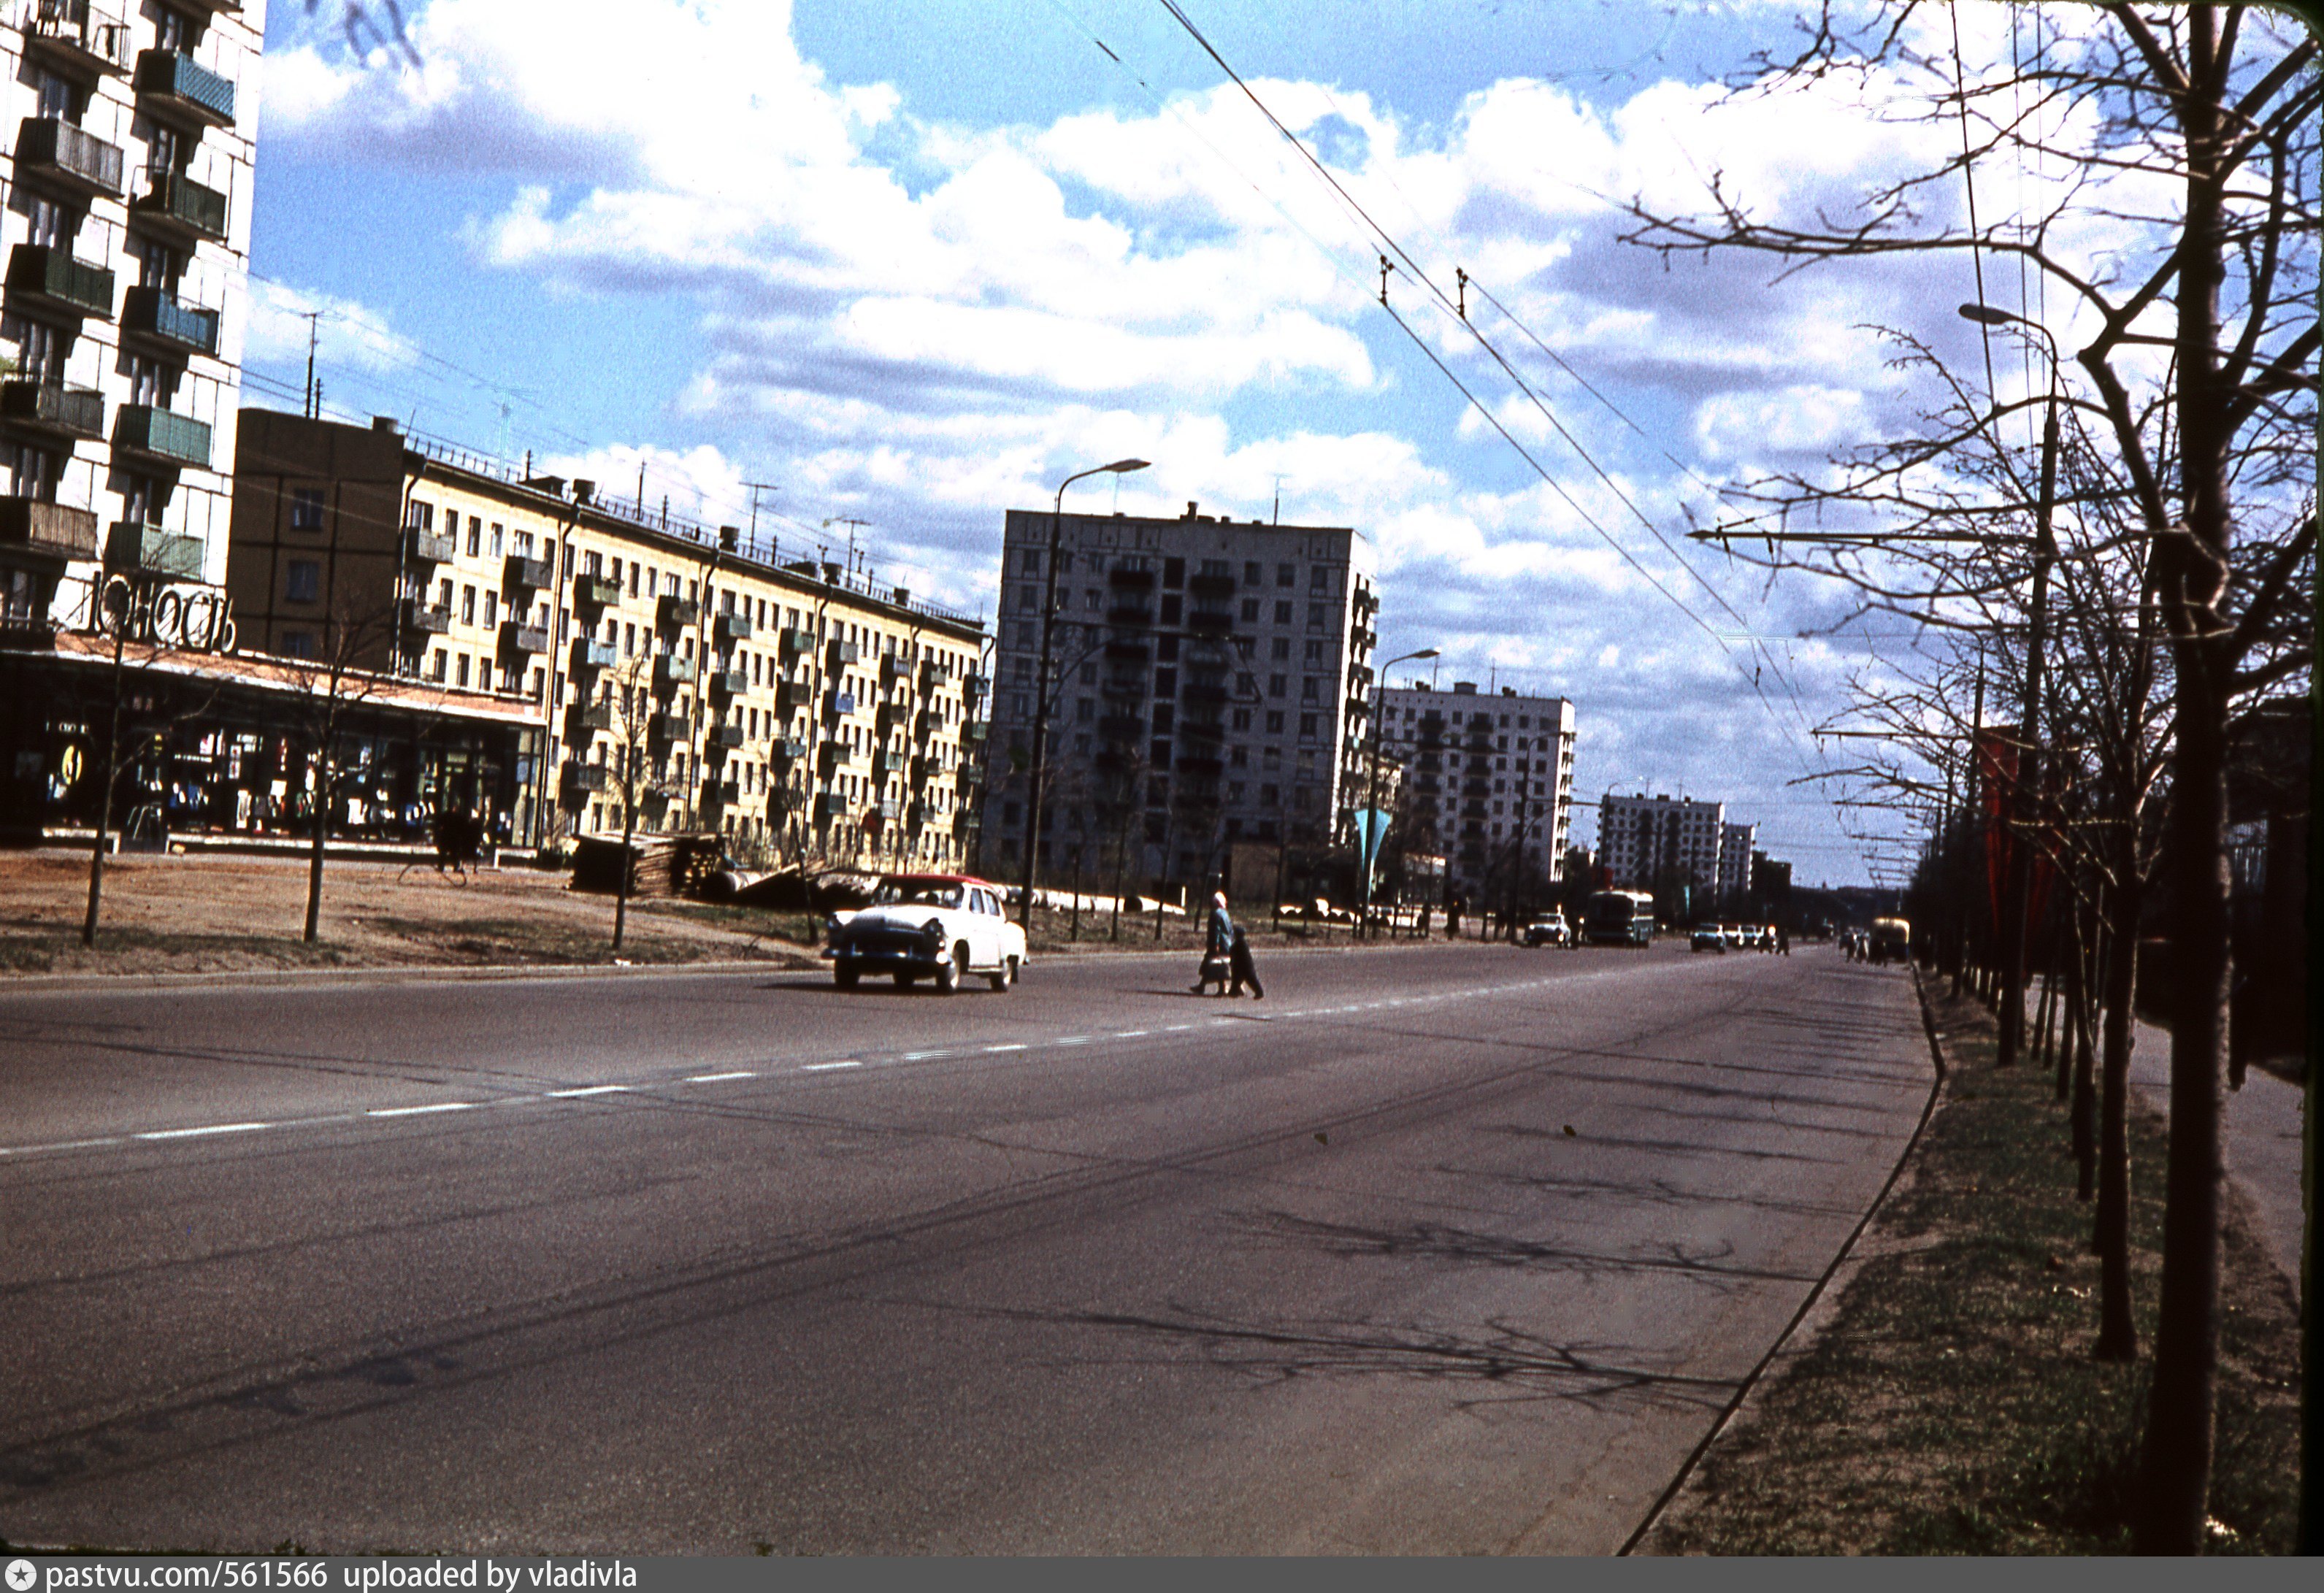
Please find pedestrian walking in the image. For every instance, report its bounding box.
[1228,924,1264,999]
[1193,891,1234,994]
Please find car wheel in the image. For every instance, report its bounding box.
[834,961,859,989]
[988,955,1018,993]
[935,943,964,994]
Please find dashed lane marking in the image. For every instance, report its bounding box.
[800,1061,862,1072]
[366,1102,479,1118]
[134,1122,271,1141]
[548,1085,629,1099]
[685,1070,757,1083]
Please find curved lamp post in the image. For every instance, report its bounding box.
[1361,647,1438,938]
[1019,457,1151,928]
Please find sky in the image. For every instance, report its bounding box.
[239,0,2061,887]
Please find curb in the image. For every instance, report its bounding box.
[1617,962,1951,1555]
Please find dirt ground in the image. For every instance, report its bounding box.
[0,848,818,978]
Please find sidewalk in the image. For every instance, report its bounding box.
[2128,1018,2306,1300]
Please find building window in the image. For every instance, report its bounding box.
[285,560,321,603]
[484,591,499,628]
[456,655,470,688]
[280,631,315,659]
[289,488,325,533]
[1276,564,1294,587]
[429,650,446,682]
[464,516,480,557]
[1300,713,1319,737]
[460,586,476,624]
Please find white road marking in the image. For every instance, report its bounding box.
[1164,1024,1193,1032]
[366,1102,478,1118]
[548,1085,629,1098]
[685,1070,757,1083]
[983,1043,1027,1053]
[134,1122,270,1141]
[801,1060,862,1072]
[902,1051,954,1061]
[1114,1030,1149,1038]
[0,1136,124,1156]
[1054,1036,1090,1045]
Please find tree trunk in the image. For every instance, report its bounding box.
[2134,12,2232,1548]
[304,737,331,944]
[2094,872,2140,1361]
[81,632,129,947]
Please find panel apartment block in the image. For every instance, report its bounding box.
[1375,680,1576,906]
[229,410,988,865]
[0,0,260,636]
[1598,790,1759,910]
[981,502,1378,890]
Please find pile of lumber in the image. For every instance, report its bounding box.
[570,832,726,897]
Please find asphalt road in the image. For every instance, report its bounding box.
[0,940,1932,1554]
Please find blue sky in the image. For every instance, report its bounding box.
[242,0,2055,886]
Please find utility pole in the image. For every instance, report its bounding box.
[302,310,321,418]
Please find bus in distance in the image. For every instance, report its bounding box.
[1584,889,1656,947]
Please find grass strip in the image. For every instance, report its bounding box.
[1646,983,2301,1555]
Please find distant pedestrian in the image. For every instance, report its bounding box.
[1228,925,1264,999]
[1417,904,1432,940]
[1194,891,1234,994]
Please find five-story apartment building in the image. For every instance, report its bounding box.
[229,409,988,865]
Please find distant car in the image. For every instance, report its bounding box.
[1523,913,1570,947]
[1869,917,1911,966]
[1691,924,1727,953]
[824,873,1026,993]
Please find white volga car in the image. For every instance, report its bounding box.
[824,873,1027,993]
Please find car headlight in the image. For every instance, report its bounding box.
[920,918,946,948]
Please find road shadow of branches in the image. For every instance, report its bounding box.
[1001,1300,1742,1416]
[1222,1209,1818,1289]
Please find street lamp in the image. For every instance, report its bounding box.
[1360,647,1438,939]
[1957,302,2062,1069]
[1019,457,1151,929]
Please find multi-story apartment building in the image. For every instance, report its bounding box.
[1598,791,1759,912]
[1374,680,1576,908]
[229,410,989,866]
[1719,818,1757,903]
[0,0,258,632]
[981,502,1378,896]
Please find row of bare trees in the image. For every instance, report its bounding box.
[1622,3,2315,1551]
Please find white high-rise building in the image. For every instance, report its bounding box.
[0,0,262,633]
[1597,791,1725,898]
[1719,819,1757,902]
[1373,679,1576,907]
[981,501,1378,893]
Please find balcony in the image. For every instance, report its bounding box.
[1102,638,1148,663]
[707,667,747,699]
[875,751,907,777]
[1188,571,1235,599]
[1183,680,1230,707]
[919,659,951,688]
[961,669,989,698]
[406,525,455,564]
[1186,608,1233,635]
[913,710,939,742]
[0,381,104,441]
[566,702,610,735]
[1107,565,1155,588]
[0,497,98,561]
[503,553,551,592]
[820,742,854,771]
[131,169,228,242]
[134,49,235,126]
[778,626,814,656]
[572,572,621,609]
[775,680,811,714]
[961,719,989,745]
[815,793,849,823]
[1106,603,1153,626]
[14,116,123,198]
[7,243,114,318]
[120,287,220,359]
[826,691,856,718]
[1176,754,1224,778]
[1181,718,1226,743]
[656,594,699,630]
[956,762,985,790]
[499,621,548,656]
[113,404,211,469]
[706,722,745,751]
[703,779,741,808]
[771,738,807,764]
[879,653,906,685]
[25,4,132,77]
[952,810,980,840]
[1098,713,1145,742]
[714,610,753,643]
[827,639,859,669]
[104,520,202,580]
[399,597,450,637]
[652,653,697,688]
[562,762,609,795]
[648,711,690,742]
[570,637,616,673]
[874,703,904,737]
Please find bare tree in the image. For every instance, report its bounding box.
[283,592,400,943]
[600,650,680,952]
[1623,4,2317,1548]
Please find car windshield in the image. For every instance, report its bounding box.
[876,879,965,909]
